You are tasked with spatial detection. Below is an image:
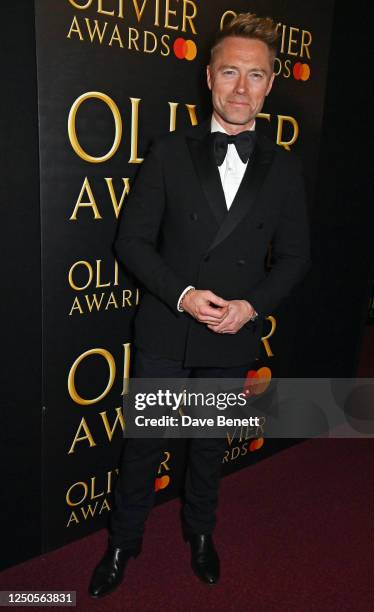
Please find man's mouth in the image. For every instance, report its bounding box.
[228,101,249,106]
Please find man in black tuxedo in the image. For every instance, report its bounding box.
[89,13,310,598]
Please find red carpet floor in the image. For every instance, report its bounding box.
[1,438,374,611]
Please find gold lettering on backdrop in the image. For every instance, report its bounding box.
[277,115,299,150]
[168,102,198,132]
[70,178,130,220]
[276,23,313,60]
[287,26,300,56]
[67,344,130,411]
[278,22,287,54]
[154,0,160,25]
[69,289,137,315]
[68,0,93,7]
[85,18,108,43]
[91,476,105,500]
[68,407,125,453]
[70,177,103,220]
[300,30,312,59]
[257,113,299,150]
[160,33,170,56]
[257,112,271,123]
[67,0,197,32]
[68,92,122,163]
[129,98,144,163]
[273,58,292,79]
[66,481,89,506]
[97,0,115,16]
[66,470,119,506]
[68,259,119,291]
[104,178,130,217]
[225,419,266,447]
[261,316,276,358]
[144,30,158,53]
[68,0,93,9]
[96,259,111,288]
[65,469,118,527]
[128,26,140,50]
[67,512,79,526]
[68,348,116,405]
[66,499,110,527]
[132,0,148,22]
[87,293,106,311]
[68,417,97,454]
[100,407,125,441]
[67,15,84,40]
[69,260,94,291]
[106,292,119,309]
[164,0,178,30]
[68,96,201,166]
[70,298,84,315]
[157,451,170,473]
[109,24,124,46]
[220,10,237,30]
[182,0,197,34]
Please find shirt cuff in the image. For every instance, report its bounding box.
[177,285,195,312]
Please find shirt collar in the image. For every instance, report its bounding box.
[211,115,256,134]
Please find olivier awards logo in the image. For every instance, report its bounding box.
[65,343,171,527]
[66,0,199,61]
[222,366,270,463]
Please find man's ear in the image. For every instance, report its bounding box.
[206,65,212,90]
[266,72,275,96]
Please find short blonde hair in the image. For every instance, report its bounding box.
[210,13,279,66]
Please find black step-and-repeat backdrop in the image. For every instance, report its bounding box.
[34,0,334,552]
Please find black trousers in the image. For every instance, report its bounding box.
[109,348,254,551]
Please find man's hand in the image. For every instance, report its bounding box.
[207,300,255,334]
[182,289,229,324]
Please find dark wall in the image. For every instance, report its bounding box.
[0,1,42,569]
[292,0,373,376]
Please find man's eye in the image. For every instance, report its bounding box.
[223,70,236,76]
[251,73,264,79]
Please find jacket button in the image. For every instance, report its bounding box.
[190,212,198,221]
[257,222,264,229]
[237,259,246,266]
[203,255,210,262]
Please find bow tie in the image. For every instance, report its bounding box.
[213,130,256,166]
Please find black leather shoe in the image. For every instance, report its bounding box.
[89,545,139,598]
[188,534,220,584]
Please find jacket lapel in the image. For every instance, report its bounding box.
[206,135,275,253]
[186,122,228,226]
[185,122,275,252]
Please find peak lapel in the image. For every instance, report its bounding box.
[186,126,227,227]
[206,138,275,254]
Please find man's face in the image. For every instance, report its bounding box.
[207,36,275,133]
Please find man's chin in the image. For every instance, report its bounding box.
[223,115,253,126]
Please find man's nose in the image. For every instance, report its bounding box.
[234,74,247,94]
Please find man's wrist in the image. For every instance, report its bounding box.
[177,286,195,312]
[241,300,258,321]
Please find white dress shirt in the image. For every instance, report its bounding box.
[177,116,256,312]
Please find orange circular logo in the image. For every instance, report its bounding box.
[154,475,170,491]
[243,367,272,397]
[293,62,311,81]
[249,437,264,452]
[173,38,197,61]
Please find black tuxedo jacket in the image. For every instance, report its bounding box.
[114,119,311,367]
